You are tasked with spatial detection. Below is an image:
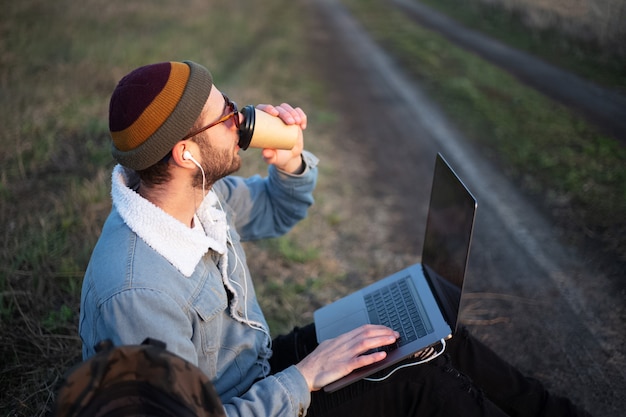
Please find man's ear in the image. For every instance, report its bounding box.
[171,140,199,169]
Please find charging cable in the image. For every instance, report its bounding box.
[364,338,446,382]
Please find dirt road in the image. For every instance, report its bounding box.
[305,0,625,414]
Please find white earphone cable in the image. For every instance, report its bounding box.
[185,151,272,346]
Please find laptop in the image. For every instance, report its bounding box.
[314,153,477,392]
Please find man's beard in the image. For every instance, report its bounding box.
[192,141,241,189]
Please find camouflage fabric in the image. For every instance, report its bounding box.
[52,338,225,417]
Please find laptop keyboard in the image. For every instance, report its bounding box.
[364,276,432,350]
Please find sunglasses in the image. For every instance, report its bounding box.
[181,94,240,141]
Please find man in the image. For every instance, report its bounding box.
[80,61,590,417]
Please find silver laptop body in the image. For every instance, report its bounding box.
[314,153,477,392]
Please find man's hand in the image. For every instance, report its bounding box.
[256,103,307,174]
[295,324,400,392]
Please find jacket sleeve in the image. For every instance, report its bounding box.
[222,366,311,417]
[213,150,319,241]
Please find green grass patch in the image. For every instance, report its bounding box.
[257,236,321,264]
[257,277,323,334]
[418,0,626,92]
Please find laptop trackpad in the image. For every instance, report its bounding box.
[317,308,369,342]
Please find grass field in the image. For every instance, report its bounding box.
[0,1,329,414]
[1,0,624,415]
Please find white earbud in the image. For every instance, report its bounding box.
[183,150,201,168]
[183,150,207,198]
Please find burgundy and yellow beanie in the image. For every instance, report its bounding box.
[109,61,213,170]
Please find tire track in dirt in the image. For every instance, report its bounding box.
[304,0,625,414]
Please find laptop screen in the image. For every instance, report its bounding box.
[422,153,477,332]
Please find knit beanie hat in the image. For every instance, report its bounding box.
[109,61,213,170]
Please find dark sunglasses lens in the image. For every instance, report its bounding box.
[229,100,240,128]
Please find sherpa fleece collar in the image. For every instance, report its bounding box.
[110,164,229,277]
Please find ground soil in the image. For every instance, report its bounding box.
[282,1,626,415]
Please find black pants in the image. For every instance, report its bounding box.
[270,324,591,417]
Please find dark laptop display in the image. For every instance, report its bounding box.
[422,155,477,333]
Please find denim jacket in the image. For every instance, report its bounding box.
[80,151,319,417]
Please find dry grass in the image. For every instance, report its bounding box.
[0,1,329,414]
[2,0,624,415]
